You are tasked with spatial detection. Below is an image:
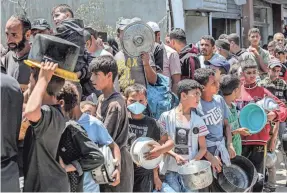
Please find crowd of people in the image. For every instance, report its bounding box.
[1,3,287,193]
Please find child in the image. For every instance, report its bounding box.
[258,59,287,192]
[89,55,133,192]
[56,81,120,192]
[159,79,209,192]
[124,84,174,192]
[55,82,105,192]
[23,62,69,192]
[80,100,97,117]
[205,59,231,81]
[220,75,251,155]
[273,46,287,81]
[236,58,287,192]
[194,68,235,171]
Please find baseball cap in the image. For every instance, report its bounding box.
[268,59,282,69]
[205,59,231,73]
[117,17,141,30]
[147,21,160,32]
[215,39,230,51]
[31,18,50,30]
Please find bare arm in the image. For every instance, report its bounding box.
[171,74,181,93]
[193,136,207,161]
[24,62,58,122]
[256,55,268,73]
[109,142,121,172]
[142,52,157,84]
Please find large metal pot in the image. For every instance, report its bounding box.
[256,96,279,111]
[217,156,258,192]
[178,160,213,190]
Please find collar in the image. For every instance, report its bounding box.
[244,82,257,89]
[11,51,29,61]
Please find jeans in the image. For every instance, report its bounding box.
[161,171,197,192]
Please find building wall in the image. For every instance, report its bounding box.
[1,0,167,45]
[185,13,209,44]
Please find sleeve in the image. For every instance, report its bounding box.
[155,120,167,138]
[263,88,287,122]
[93,121,114,146]
[30,105,53,136]
[72,125,105,171]
[158,113,167,131]
[169,52,182,76]
[102,102,122,142]
[196,116,209,137]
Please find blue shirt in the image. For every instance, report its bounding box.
[77,113,113,192]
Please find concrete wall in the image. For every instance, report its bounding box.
[1,0,167,45]
[185,13,209,44]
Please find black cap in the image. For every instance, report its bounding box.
[215,39,230,51]
[31,18,50,30]
[84,26,98,39]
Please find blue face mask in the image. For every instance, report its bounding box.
[127,102,146,115]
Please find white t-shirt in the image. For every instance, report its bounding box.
[158,108,209,174]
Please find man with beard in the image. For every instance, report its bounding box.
[2,14,32,92]
[273,32,285,48]
[198,35,226,68]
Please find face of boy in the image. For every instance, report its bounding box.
[126,92,147,107]
[181,89,201,108]
[249,33,261,46]
[204,75,219,95]
[90,71,112,91]
[53,8,69,26]
[269,66,281,80]
[81,104,97,117]
[243,68,257,84]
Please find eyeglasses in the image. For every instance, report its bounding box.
[187,91,202,98]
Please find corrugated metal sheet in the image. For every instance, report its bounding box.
[212,0,242,19]
[263,0,287,4]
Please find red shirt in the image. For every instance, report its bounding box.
[236,84,287,146]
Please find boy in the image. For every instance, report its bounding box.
[159,79,209,192]
[194,68,235,173]
[124,84,174,192]
[89,55,133,192]
[274,46,287,81]
[80,100,97,117]
[236,58,287,192]
[23,62,69,191]
[220,75,251,155]
[204,59,230,82]
[56,81,121,192]
[55,82,105,192]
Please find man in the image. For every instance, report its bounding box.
[215,39,230,59]
[227,33,250,63]
[115,18,157,91]
[273,32,285,48]
[31,18,52,38]
[85,27,112,57]
[267,41,277,57]
[2,14,32,92]
[147,22,181,93]
[247,28,270,79]
[1,64,23,192]
[198,35,226,68]
[169,28,200,80]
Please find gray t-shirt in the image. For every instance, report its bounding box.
[196,95,230,142]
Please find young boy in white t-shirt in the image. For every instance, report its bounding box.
[159,79,209,192]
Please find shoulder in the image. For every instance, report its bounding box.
[213,94,224,101]
[1,73,20,90]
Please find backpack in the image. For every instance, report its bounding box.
[147,73,179,120]
[180,45,200,80]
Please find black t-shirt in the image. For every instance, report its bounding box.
[23,105,70,192]
[2,51,31,91]
[153,43,164,71]
[128,116,166,175]
[1,72,23,192]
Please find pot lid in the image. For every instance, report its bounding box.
[120,21,155,57]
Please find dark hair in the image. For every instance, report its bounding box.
[218,34,228,40]
[52,4,74,18]
[248,28,260,36]
[169,28,187,44]
[89,55,118,82]
[194,68,215,86]
[239,59,258,72]
[124,83,147,98]
[201,35,215,47]
[56,81,79,112]
[227,33,240,45]
[177,79,203,100]
[229,63,242,77]
[220,75,240,96]
[107,37,119,56]
[10,14,31,34]
[31,67,65,96]
[85,27,98,39]
[268,41,277,48]
[274,45,284,54]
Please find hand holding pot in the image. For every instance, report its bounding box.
[111,168,120,186]
[175,154,187,165]
[267,111,277,122]
[228,144,236,159]
[211,156,222,173]
[145,144,162,160]
[237,128,251,136]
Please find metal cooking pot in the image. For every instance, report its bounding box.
[217,156,258,192]
[256,96,279,111]
[120,21,155,57]
[178,160,213,190]
[91,145,116,184]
